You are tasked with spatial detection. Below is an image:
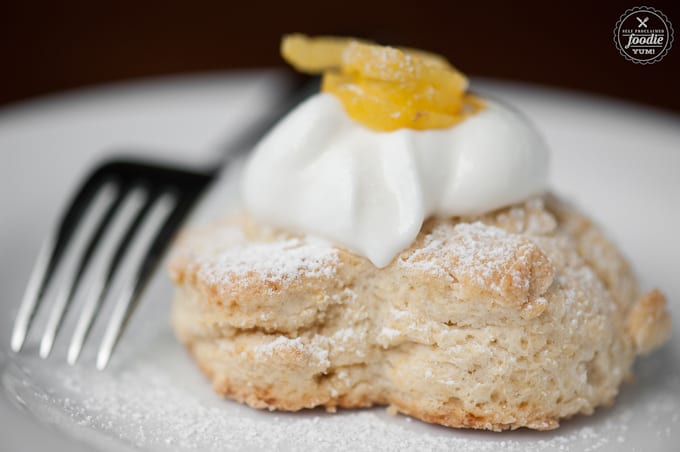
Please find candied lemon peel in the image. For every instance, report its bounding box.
[281,34,484,131]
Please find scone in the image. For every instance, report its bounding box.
[169,196,670,431]
[168,35,671,431]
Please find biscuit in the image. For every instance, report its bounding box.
[168,195,670,431]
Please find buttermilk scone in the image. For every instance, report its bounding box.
[169,196,670,431]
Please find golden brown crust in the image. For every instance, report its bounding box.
[168,195,671,431]
[627,289,672,354]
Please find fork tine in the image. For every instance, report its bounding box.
[10,235,56,352]
[10,173,115,353]
[97,192,181,370]
[39,183,120,358]
[67,187,149,365]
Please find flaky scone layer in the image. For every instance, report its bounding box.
[168,195,671,431]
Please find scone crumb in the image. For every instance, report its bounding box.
[386,405,399,416]
[254,336,331,368]
[627,289,672,355]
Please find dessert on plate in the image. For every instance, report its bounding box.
[168,35,671,431]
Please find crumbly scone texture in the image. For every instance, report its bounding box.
[168,195,671,431]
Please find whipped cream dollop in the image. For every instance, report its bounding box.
[242,93,548,268]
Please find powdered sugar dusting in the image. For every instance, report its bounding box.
[256,336,305,356]
[399,222,541,297]
[377,327,402,347]
[255,335,331,368]
[197,237,340,288]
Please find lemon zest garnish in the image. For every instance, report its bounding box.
[281,34,483,131]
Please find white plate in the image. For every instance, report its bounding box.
[1,72,679,452]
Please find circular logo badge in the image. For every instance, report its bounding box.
[614,6,674,64]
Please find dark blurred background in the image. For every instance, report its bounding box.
[1,0,679,111]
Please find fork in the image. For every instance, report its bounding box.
[10,75,313,369]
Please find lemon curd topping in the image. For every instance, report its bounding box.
[281,34,484,132]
